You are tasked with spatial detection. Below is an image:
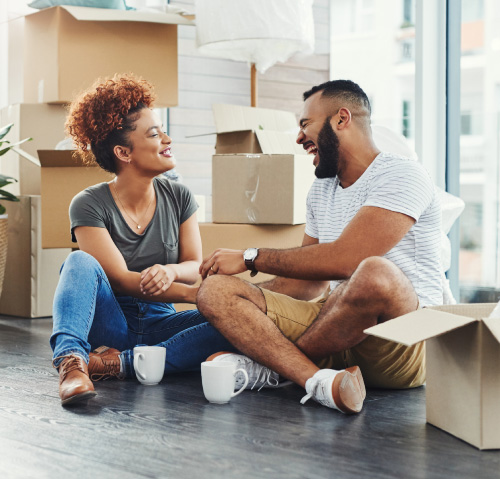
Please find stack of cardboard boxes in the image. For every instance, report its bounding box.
[1,6,193,317]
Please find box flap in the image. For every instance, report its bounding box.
[255,130,306,155]
[483,316,500,344]
[364,308,478,346]
[28,6,194,25]
[213,104,298,133]
[38,150,94,168]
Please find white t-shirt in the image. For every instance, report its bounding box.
[305,152,443,307]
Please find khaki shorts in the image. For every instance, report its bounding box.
[260,288,425,389]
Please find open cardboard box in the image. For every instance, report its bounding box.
[365,303,500,450]
[212,104,305,155]
[21,6,194,106]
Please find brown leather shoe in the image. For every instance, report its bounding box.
[88,346,122,381]
[55,355,97,406]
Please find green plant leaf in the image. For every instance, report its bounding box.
[0,189,20,202]
[0,175,18,189]
[0,124,13,141]
[0,137,32,156]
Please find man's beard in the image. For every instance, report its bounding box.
[314,117,340,179]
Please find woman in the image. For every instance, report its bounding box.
[50,74,234,405]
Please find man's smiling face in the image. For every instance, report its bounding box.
[297,91,341,179]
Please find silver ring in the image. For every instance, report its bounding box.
[161,280,166,286]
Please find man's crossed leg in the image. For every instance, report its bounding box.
[197,257,423,414]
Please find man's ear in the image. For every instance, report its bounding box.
[336,108,352,130]
[114,145,131,164]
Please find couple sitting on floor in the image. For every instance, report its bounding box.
[51,74,442,414]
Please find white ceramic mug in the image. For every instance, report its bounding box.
[133,346,166,386]
[201,361,249,404]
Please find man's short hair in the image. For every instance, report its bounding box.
[303,80,371,116]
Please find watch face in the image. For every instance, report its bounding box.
[244,248,258,261]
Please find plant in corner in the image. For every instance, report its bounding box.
[0,123,32,296]
[0,123,32,214]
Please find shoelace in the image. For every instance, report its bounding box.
[300,375,325,405]
[90,358,121,381]
[52,355,84,382]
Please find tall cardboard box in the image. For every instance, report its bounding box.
[0,197,71,318]
[365,303,500,450]
[212,104,305,155]
[175,223,306,311]
[212,154,315,224]
[38,150,113,249]
[21,6,193,106]
[0,104,67,195]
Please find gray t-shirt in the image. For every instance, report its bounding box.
[69,176,198,272]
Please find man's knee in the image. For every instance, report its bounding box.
[197,276,266,321]
[350,257,407,301]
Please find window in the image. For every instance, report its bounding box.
[402,100,411,138]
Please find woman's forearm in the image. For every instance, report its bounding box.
[168,260,201,285]
[113,270,198,303]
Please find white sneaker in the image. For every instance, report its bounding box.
[301,367,366,414]
[206,352,290,390]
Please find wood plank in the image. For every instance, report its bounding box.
[259,64,329,85]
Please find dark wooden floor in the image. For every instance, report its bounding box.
[1,317,500,479]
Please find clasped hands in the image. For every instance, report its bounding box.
[140,264,176,296]
[139,249,246,297]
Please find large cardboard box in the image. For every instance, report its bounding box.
[212,153,315,224]
[0,197,71,318]
[38,150,113,248]
[0,104,67,196]
[175,222,306,311]
[365,303,500,450]
[21,6,193,106]
[212,104,305,155]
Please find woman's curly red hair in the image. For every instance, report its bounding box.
[65,74,157,171]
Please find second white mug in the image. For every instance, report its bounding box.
[201,361,249,404]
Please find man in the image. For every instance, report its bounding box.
[197,80,442,415]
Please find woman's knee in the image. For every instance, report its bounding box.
[60,250,102,276]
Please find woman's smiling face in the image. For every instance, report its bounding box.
[125,108,176,174]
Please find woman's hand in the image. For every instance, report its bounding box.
[140,264,177,296]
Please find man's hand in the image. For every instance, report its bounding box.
[199,249,247,279]
[140,264,177,296]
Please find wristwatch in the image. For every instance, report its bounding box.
[243,248,259,277]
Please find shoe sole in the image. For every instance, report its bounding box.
[61,390,97,406]
[332,366,365,414]
[206,351,233,362]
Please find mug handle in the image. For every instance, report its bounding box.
[133,352,147,381]
[231,368,249,397]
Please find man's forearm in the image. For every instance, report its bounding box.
[254,243,352,281]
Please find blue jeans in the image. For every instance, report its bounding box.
[50,251,236,379]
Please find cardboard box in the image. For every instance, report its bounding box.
[365,303,500,450]
[22,6,193,106]
[0,104,67,196]
[175,222,306,311]
[0,196,71,318]
[212,153,315,224]
[212,104,305,155]
[38,150,113,248]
